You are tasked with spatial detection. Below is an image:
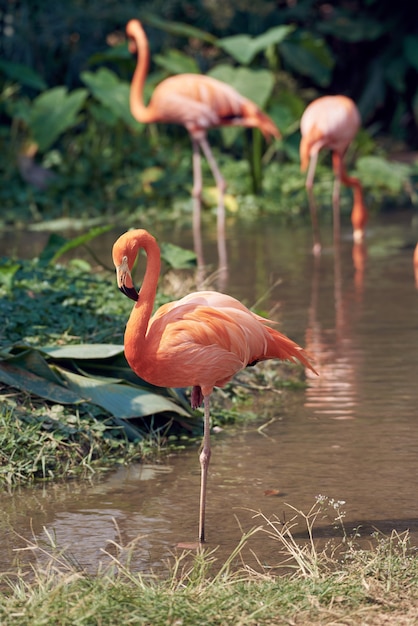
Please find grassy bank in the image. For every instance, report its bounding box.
[0,252,306,487]
[1,501,417,625]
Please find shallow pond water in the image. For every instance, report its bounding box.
[1,210,418,574]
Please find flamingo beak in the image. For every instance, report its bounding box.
[116,259,139,302]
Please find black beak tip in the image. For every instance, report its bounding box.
[119,285,139,301]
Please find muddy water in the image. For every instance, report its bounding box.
[1,211,418,574]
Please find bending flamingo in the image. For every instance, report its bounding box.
[126,19,280,253]
[300,95,368,254]
[112,228,317,543]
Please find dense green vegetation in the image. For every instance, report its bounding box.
[0,0,417,226]
[0,244,305,486]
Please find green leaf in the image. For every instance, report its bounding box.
[208,65,274,109]
[40,225,113,264]
[0,261,20,289]
[41,344,125,360]
[0,59,47,90]
[317,13,387,42]
[153,50,200,75]
[29,87,88,151]
[0,359,81,404]
[160,242,197,269]
[142,14,217,44]
[218,25,294,65]
[385,57,407,93]
[217,35,258,66]
[404,36,418,72]
[81,68,138,129]
[3,347,64,385]
[280,32,334,87]
[57,368,191,419]
[87,43,132,66]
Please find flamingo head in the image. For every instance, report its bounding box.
[112,235,139,302]
[126,19,142,55]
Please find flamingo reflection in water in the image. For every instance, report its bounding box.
[304,238,367,419]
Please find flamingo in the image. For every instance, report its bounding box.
[414,243,418,288]
[300,95,368,254]
[125,19,280,260]
[112,228,317,543]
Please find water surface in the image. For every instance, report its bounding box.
[1,211,418,573]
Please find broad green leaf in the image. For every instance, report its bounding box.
[160,242,197,269]
[153,49,200,75]
[317,14,387,42]
[3,348,64,385]
[385,57,407,93]
[357,60,386,120]
[41,344,125,360]
[208,65,274,109]
[0,261,20,289]
[5,98,32,125]
[89,102,119,126]
[217,35,258,66]
[0,59,47,90]
[280,32,334,87]
[142,14,216,44]
[218,25,294,65]
[413,90,418,127]
[404,36,418,72]
[81,68,137,129]
[37,225,112,265]
[29,87,87,151]
[57,368,191,419]
[0,360,81,404]
[87,43,132,66]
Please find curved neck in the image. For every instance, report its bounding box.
[125,232,161,349]
[129,23,154,123]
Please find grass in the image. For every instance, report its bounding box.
[0,357,303,488]
[0,251,308,488]
[1,498,417,625]
[0,399,166,488]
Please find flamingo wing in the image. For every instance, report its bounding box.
[150,74,279,138]
[142,291,313,392]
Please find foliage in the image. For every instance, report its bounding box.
[0,500,417,625]
[0,241,202,453]
[0,402,146,486]
[0,1,417,227]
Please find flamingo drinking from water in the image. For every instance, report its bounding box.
[300,95,368,254]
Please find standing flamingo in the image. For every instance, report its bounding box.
[125,19,280,263]
[300,95,368,254]
[112,228,317,543]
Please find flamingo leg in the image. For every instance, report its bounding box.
[332,176,341,244]
[191,139,205,269]
[198,137,227,260]
[198,394,212,543]
[305,153,321,255]
[332,152,342,246]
